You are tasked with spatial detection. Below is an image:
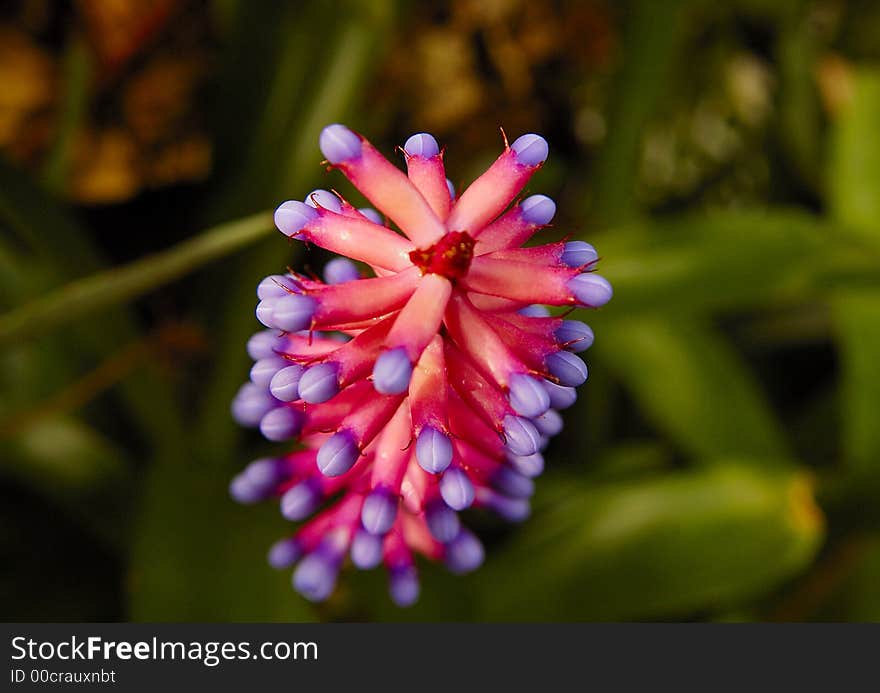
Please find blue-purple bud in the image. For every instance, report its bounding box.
[247,329,282,360]
[267,537,302,569]
[271,294,316,333]
[316,430,359,477]
[319,124,361,164]
[508,373,551,418]
[259,407,303,442]
[359,207,383,224]
[297,362,340,403]
[440,467,475,510]
[568,273,613,307]
[269,364,304,402]
[510,133,548,166]
[389,565,420,607]
[532,409,563,437]
[555,320,594,352]
[228,474,262,504]
[520,194,556,225]
[255,299,275,328]
[488,494,531,522]
[304,189,342,213]
[280,479,321,521]
[372,347,413,394]
[502,414,541,456]
[492,466,535,499]
[350,529,383,569]
[404,133,440,158]
[243,457,289,494]
[292,550,340,602]
[250,356,288,388]
[445,530,484,574]
[507,451,545,478]
[425,500,460,543]
[274,200,318,237]
[541,379,577,410]
[323,257,360,284]
[257,274,294,300]
[231,383,277,426]
[415,426,453,473]
[546,351,588,387]
[361,488,398,535]
[446,178,455,199]
[518,304,551,318]
[560,241,598,268]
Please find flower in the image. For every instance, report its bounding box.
[230,124,612,606]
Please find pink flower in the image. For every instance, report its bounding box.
[231,125,611,606]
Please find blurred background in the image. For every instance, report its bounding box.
[1,0,879,622]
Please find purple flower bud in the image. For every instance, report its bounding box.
[292,550,340,602]
[361,488,398,535]
[446,178,455,199]
[243,457,289,494]
[271,294,316,333]
[440,467,474,510]
[350,529,383,569]
[520,194,556,225]
[445,530,484,574]
[568,273,613,307]
[518,304,551,318]
[372,347,413,394]
[404,132,440,158]
[555,320,594,352]
[532,409,564,437]
[502,414,541,456]
[425,500,460,543]
[511,133,548,166]
[250,356,288,388]
[267,537,302,569]
[389,565,420,607]
[304,189,342,213]
[359,207,383,224]
[323,257,360,284]
[319,124,361,164]
[297,362,340,403]
[274,200,318,237]
[255,299,276,328]
[415,426,453,473]
[508,373,551,418]
[560,241,598,268]
[546,351,588,387]
[488,494,531,522]
[260,407,303,442]
[541,379,577,410]
[269,364,305,402]
[229,474,261,504]
[316,430,359,477]
[507,451,545,478]
[231,383,277,426]
[257,274,294,300]
[280,479,321,521]
[246,329,281,360]
[492,466,535,499]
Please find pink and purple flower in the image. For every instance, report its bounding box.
[231,125,611,606]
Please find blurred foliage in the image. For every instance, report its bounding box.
[1,0,880,622]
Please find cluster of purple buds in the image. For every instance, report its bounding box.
[230,125,611,606]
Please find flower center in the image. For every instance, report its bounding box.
[409,231,476,280]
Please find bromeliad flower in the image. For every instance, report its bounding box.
[230,125,612,606]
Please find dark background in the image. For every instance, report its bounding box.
[1,0,880,621]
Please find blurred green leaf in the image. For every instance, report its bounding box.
[0,211,272,346]
[2,416,131,549]
[590,209,880,316]
[829,68,880,241]
[833,290,880,471]
[475,463,823,620]
[590,0,690,225]
[595,317,789,460]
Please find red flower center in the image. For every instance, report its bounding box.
[409,231,476,280]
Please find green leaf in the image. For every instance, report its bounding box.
[475,463,823,620]
[594,317,790,460]
[829,68,880,241]
[832,289,880,472]
[0,211,272,346]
